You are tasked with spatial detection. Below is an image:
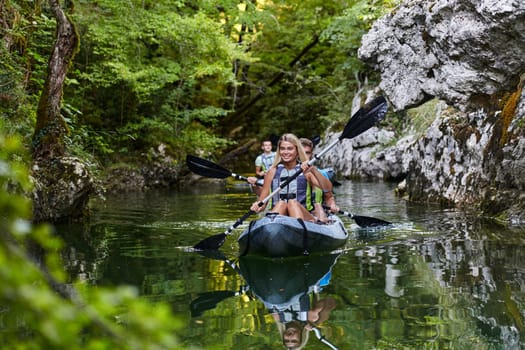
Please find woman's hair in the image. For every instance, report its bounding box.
[272,133,309,167]
[275,320,310,350]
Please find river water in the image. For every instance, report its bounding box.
[55,179,525,349]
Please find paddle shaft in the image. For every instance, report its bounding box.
[336,208,355,219]
[312,326,339,350]
[231,173,249,182]
[231,173,264,186]
[186,155,264,186]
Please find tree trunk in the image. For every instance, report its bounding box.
[32,0,79,160]
[30,1,93,224]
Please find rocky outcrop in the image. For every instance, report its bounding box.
[102,144,180,193]
[31,157,95,223]
[358,0,525,112]
[30,144,181,222]
[405,91,524,224]
[326,0,525,224]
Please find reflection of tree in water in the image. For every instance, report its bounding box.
[60,205,525,348]
[419,233,524,345]
[58,223,113,285]
[347,220,525,348]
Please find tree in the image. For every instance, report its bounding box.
[67,0,251,161]
[32,0,79,160]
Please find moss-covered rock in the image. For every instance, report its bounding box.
[31,157,95,223]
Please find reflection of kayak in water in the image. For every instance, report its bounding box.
[238,253,339,311]
[190,252,339,317]
[239,253,341,349]
[238,213,348,257]
[191,252,341,349]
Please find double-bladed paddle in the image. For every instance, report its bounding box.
[186,155,263,186]
[193,95,388,251]
[187,154,389,227]
[322,205,391,227]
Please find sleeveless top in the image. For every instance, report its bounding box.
[271,164,309,208]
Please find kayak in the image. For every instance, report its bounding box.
[238,212,348,257]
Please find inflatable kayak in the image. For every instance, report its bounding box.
[238,212,348,257]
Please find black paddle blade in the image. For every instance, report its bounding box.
[353,215,392,228]
[186,155,231,179]
[190,290,236,317]
[311,135,321,146]
[196,248,229,261]
[341,96,388,140]
[193,233,226,251]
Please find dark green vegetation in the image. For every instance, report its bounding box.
[1,0,398,173]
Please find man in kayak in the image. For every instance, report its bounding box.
[247,138,275,196]
[250,133,337,223]
[300,138,339,223]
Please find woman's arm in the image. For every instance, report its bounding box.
[250,167,275,212]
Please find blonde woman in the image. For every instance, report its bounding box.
[250,133,331,222]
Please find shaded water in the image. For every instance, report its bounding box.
[55,180,525,349]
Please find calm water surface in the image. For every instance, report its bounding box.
[56,180,525,349]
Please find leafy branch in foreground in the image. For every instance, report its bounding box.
[0,121,188,349]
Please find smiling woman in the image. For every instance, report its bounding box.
[250,133,326,223]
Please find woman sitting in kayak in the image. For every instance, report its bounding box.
[250,133,337,223]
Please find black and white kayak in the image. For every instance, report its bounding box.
[238,212,348,257]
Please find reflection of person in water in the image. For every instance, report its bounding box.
[270,293,337,350]
[235,254,341,349]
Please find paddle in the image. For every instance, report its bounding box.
[323,205,391,227]
[311,326,339,350]
[190,250,248,317]
[186,155,263,186]
[193,95,388,251]
[311,134,321,146]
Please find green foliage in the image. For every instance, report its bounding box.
[405,99,440,136]
[0,122,189,349]
[0,2,56,145]
[64,0,249,163]
[218,0,402,141]
[2,0,402,173]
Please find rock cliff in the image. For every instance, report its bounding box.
[323,0,525,225]
[359,0,525,112]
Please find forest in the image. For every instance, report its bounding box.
[2,0,398,174]
[0,0,400,348]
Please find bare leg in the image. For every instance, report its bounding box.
[287,200,316,222]
[272,201,289,216]
[313,203,328,223]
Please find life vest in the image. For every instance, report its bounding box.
[271,164,309,208]
[256,152,275,172]
[308,186,323,211]
[272,293,310,323]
